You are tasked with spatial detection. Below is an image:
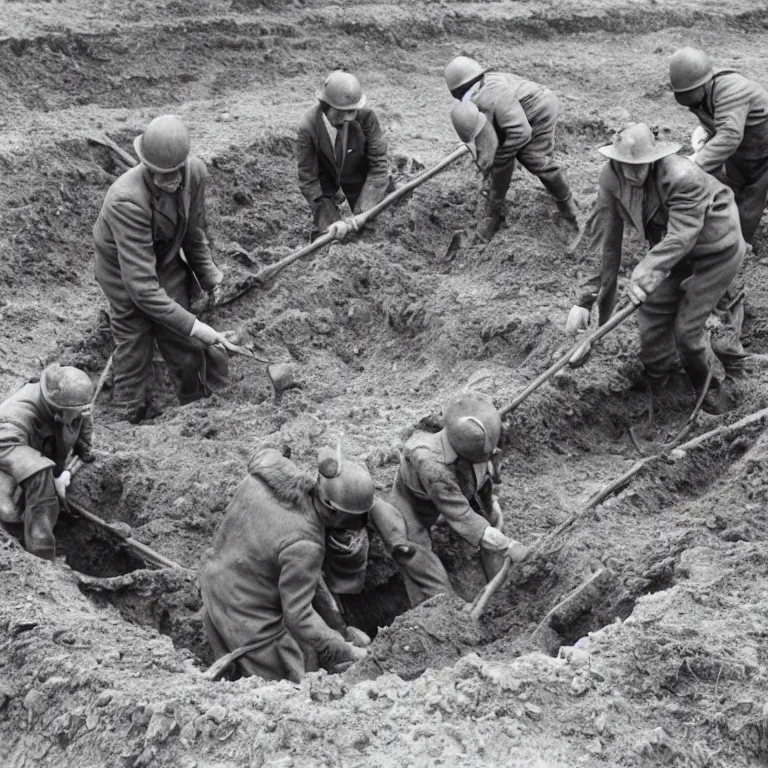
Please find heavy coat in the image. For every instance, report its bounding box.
[199,449,355,682]
[576,155,745,323]
[0,382,93,484]
[93,157,221,338]
[691,70,768,171]
[296,104,389,216]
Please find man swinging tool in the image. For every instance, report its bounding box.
[565,123,747,418]
[0,364,95,561]
[445,56,579,242]
[199,445,395,682]
[371,391,528,608]
[94,115,238,423]
[297,71,389,242]
[668,47,768,376]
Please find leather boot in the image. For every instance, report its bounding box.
[684,354,729,415]
[477,211,503,242]
[21,470,60,562]
[555,193,579,225]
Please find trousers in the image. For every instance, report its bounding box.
[487,91,572,214]
[715,154,768,244]
[638,247,744,387]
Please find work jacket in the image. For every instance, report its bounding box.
[691,70,768,172]
[576,155,745,322]
[0,382,93,483]
[470,72,554,168]
[93,157,221,337]
[296,103,388,211]
[199,449,354,678]
[395,429,494,547]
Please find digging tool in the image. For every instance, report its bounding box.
[217,144,471,306]
[87,133,139,169]
[499,301,639,417]
[65,456,184,570]
[216,340,298,395]
[468,556,513,620]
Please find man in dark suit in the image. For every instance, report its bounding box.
[297,71,389,240]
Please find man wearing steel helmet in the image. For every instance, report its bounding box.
[669,48,768,377]
[445,55,579,242]
[564,123,747,416]
[199,446,385,681]
[0,364,95,561]
[669,47,768,245]
[370,391,528,608]
[94,115,237,424]
[297,71,389,242]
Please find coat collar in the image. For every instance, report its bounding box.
[313,104,338,169]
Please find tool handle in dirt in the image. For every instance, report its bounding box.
[499,301,639,417]
[353,144,470,228]
[66,456,184,570]
[87,134,138,169]
[216,146,471,307]
[469,557,512,620]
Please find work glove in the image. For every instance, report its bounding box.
[73,443,96,464]
[347,644,368,662]
[326,217,359,241]
[691,126,710,153]
[480,525,511,552]
[628,284,647,306]
[345,626,372,648]
[568,339,593,367]
[190,319,240,355]
[565,305,590,334]
[53,470,71,500]
[506,539,530,563]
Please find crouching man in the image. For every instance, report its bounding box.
[371,391,528,608]
[199,446,384,682]
[565,123,747,415]
[297,70,389,241]
[0,364,95,561]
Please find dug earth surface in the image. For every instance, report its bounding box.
[2,1,768,766]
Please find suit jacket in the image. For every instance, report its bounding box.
[296,103,388,212]
[93,156,221,337]
[692,70,768,171]
[576,155,745,322]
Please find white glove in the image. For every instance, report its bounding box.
[345,626,372,648]
[691,125,710,153]
[54,470,71,500]
[565,305,590,334]
[347,644,368,662]
[569,339,592,367]
[190,319,239,354]
[628,284,647,306]
[506,539,529,563]
[326,217,359,241]
[480,525,511,552]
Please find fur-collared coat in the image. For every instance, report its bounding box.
[199,449,355,681]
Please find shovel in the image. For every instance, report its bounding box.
[217,341,299,396]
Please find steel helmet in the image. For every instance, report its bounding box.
[134,115,190,173]
[669,47,714,93]
[451,101,487,147]
[444,391,501,463]
[317,71,367,111]
[444,56,487,93]
[316,445,375,515]
[598,123,680,164]
[40,364,94,411]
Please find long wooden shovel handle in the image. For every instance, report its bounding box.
[217,146,470,306]
[499,302,639,417]
[203,641,266,681]
[469,557,512,620]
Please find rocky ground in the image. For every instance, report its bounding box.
[2,1,768,766]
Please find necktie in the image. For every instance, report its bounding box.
[334,125,346,171]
